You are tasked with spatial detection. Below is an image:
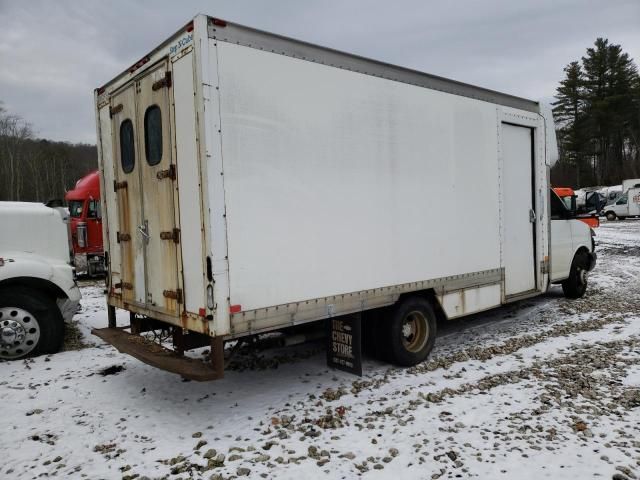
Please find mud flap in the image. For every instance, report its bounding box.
[326,313,362,376]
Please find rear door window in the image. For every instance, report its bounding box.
[144,105,163,165]
[120,119,135,173]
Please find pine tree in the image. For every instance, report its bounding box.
[553,61,590,185]
[552,39,640,187]
[581,38,639,184]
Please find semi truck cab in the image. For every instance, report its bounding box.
[0,202,81,360]
[65,170,105,276]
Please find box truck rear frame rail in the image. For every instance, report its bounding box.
[93,15,595,380]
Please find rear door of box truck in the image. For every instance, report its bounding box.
[109,60,181,317]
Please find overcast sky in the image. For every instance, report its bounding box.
[0,0,638,144]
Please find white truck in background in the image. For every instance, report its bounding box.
[92,15,596,380]
[0,202,81,360]
[622,178,640,193]
[603,187,640,220]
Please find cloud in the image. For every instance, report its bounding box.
[1,0,638,143]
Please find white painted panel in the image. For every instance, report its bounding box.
[439,284,502,319]
[98,106,121,284]
[550,220,572,281]
[501,123,535,296]
[216,43,503,311]
[630,188,640,216]
[173,52,205,314]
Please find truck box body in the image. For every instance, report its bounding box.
[95,16,562,348]
[622,178,640,193]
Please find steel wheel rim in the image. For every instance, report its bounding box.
[0,307,40,359]
[578,267,588,285]
[401,311,429,353]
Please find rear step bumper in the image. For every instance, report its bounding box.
[92,328,223,381]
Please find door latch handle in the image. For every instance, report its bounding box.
[138,221,150,243]
[529,209,536,223]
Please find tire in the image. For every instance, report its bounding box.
[386,296,437,366]
[605,212,616,221]
[561,253,589,299]
[0,287,64,360]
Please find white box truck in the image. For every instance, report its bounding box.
[93,15,596,380]
[622,178,640,193]
[603,186,640,220]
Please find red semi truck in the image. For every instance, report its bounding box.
[65,170,105,276]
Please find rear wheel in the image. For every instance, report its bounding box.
[0,288,64,360]
[387,297,437,366]
[561,253,589,299]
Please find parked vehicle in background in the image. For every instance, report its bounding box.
[65,170,105,276]
[603,187,640,220]
[92,15,596,381]
[622,178,640,193]
[0,202,81,360]
[599,185,623,206]
[553,187,600,228]
[573,187,604,214]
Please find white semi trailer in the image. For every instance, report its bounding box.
[93,15,596,380]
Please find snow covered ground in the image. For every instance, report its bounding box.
[2,220,639,480]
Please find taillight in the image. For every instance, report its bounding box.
[77,222,87,248]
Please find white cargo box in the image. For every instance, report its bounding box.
[95,15,556,344]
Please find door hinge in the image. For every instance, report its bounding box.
[114,180,128,191]
[152,71,172,91]
[541,258,550,274]
[109,104,123,118]
[114,282,133,290]
[116,232,131,243]
[156,164,176,180]
[163,288,183,304]
[160,228,180,243]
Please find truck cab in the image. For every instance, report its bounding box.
[0,202,81,360]
[604,187,640,220]
[549,189,597,298]
[65,170,105,276]
[552,187,600,228]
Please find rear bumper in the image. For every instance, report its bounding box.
[586,251,597,271]
[92,327,223,381]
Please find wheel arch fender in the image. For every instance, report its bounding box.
[0,255,79,302]
[397,289,448,322]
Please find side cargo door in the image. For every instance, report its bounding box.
[501,123,536,297]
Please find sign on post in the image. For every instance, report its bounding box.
[326,314,362,376]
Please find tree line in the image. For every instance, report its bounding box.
[0,102,97,203]
[552,38,640,188]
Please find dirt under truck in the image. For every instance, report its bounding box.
[93,15,596,381]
